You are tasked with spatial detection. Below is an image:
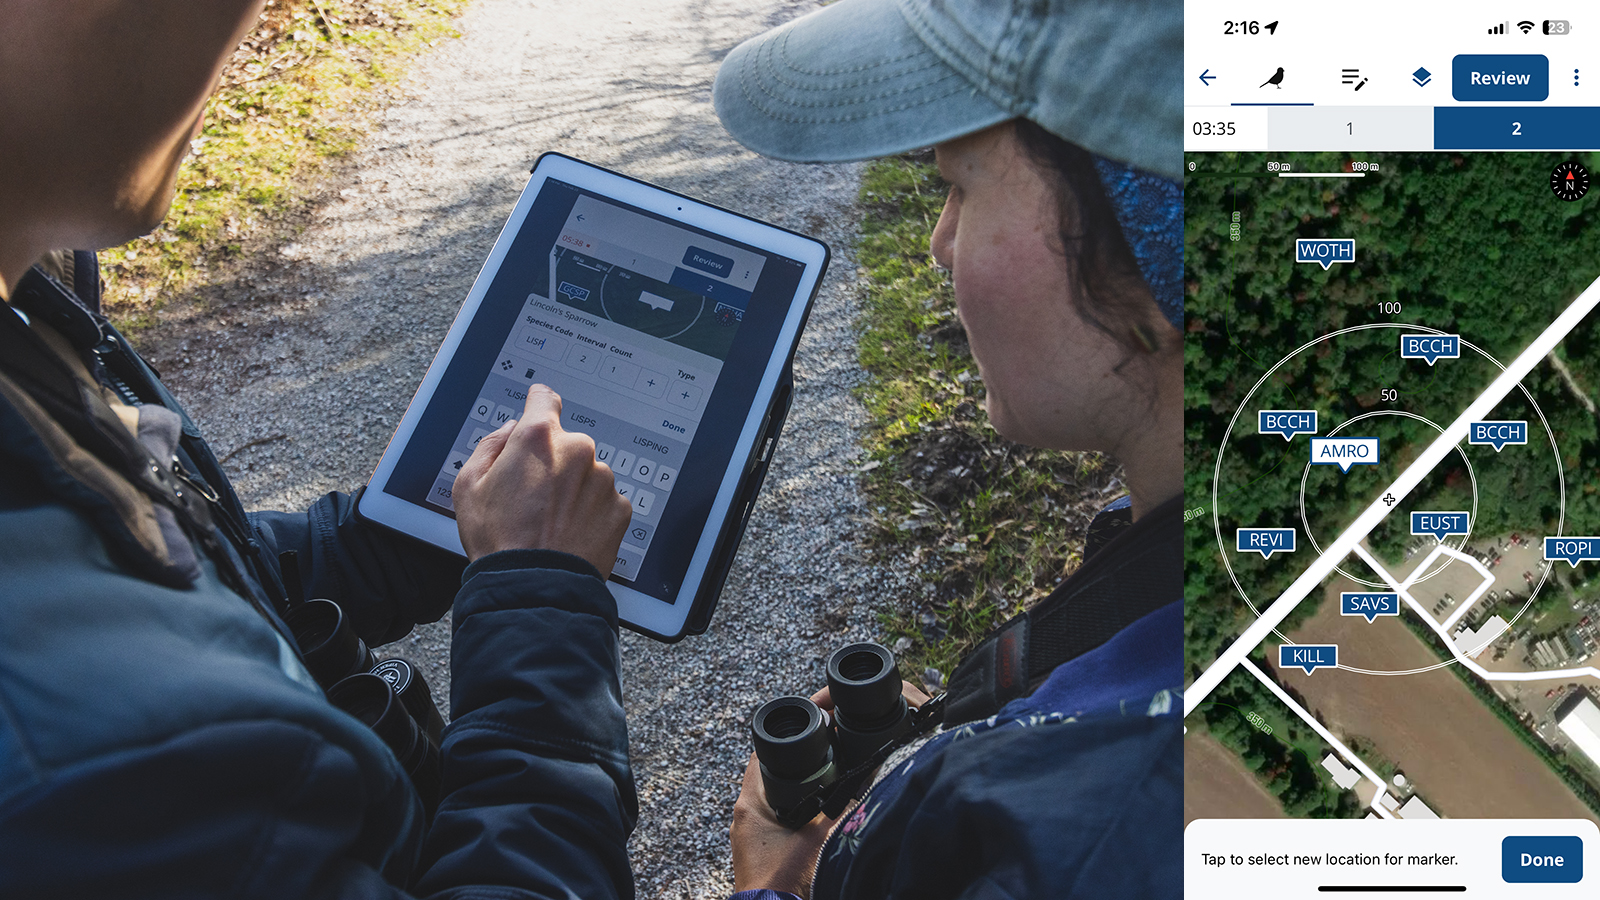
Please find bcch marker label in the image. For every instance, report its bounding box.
[1400,334,1461,365]
[1237,527,1296,559]
[1259,409,1318,441]
[1280,644,1338,674]
[1341,592,1400,622]
[1469,420,1528,452]
[1295,238,1355,270]
[1545,536,1600,566]
[1310,436,1379,473]
[1411,511,1470,542]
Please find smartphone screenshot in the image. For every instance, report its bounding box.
[1185,4,1600,895]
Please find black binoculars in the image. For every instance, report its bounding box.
[284,599,446,816]
[750,642,915,828]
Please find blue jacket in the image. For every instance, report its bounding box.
[0,258,637,898]
[735,499,1183,900]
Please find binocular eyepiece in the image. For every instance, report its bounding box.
[750,642,915,828]
[285,599,446,815]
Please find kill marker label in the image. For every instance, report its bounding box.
[1295,238,1355,270]
[1258,409,1318,441]
[1280,644,1338,674]
[1469,420,1528,452]
[1545,536,1600,566]
[1237,527,1296,559]
[1411,511,1470,542]
[1341,592,1401,622]
[1400,333,1461,365]
[1310,436,1379,473]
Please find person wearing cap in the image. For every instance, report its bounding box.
[714,1,1182,898]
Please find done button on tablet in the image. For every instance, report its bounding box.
[1502,835,1582,883]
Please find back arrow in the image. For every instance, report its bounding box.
[1199,69,1216,87]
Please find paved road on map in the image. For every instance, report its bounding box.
[142,2,918,894]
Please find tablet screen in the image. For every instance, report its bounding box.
[377,173,811,606]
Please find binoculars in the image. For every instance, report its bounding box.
[284,599,446,816]
[750,642,915,828]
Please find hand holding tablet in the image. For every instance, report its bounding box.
[360,153,829,640]
[453,385,633,574]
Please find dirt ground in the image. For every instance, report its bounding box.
[1184,731,1285,825]
[1273,577,1598,821]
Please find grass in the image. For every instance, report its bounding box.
[101,0,468,333]
[851,154,1121,690]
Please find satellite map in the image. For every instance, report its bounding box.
[1184,151,1600,826]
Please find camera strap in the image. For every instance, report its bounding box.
[940,495,1182,728]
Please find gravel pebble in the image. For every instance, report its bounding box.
[145,1,926,895]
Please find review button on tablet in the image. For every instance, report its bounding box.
[1503,836,1582,883]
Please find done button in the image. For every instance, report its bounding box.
[1502,835,1582,883]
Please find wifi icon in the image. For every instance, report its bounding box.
[1518,20,1535,34]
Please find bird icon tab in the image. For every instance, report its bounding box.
[1261,66,1285,89]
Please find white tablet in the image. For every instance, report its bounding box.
[360,153,829,641]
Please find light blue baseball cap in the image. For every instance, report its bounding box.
[712,0,1180,180]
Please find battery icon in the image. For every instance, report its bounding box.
[1543,20,1572,35]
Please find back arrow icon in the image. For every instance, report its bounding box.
[1199,69,1216,87]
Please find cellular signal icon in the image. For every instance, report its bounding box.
[1517,20,1536,34]
[1488,21,1508,34]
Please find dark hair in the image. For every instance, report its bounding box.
[1011,119,1165,358]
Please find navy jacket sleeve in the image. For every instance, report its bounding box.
[250,488,466,646]
[0,545,636,899]
[413,549,639,898]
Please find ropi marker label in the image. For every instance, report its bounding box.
[1258,409,1318,441]
[1400,334,1460,365]
[1280,644,1338,674]
[1545,536,1600,566]
[1411,511,1470,542]
[1469,420,1528,452]
[1310,436,1379,473]
[1295,238,1355,270]
[1341,592,1400,622]
[1237,527,1296,559]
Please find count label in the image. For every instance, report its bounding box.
[1545,536,1600,566]
[1258,409,1318,441]
[1400,333,1461,365]
[1237,527,1296,559]
[1341,592,1401,622]
[1280,644,1339,674]
[1310,436,1380,473]
[1411,511,1470,542]
[1469,420,1528,452]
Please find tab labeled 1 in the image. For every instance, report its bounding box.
[1258,409,1318,441]
[1412,511,1470,542]
[1341,592,1401,622]
[1545,536,1600,566]
[1280,644,1338,674]
[1400,333,1460,365]
[1237,527,1295,558]
[1470,420,1528,451]
[1310,436,1379,472]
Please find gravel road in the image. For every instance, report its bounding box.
[143,1,921,895]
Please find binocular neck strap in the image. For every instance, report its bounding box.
[941,496,1182,728]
